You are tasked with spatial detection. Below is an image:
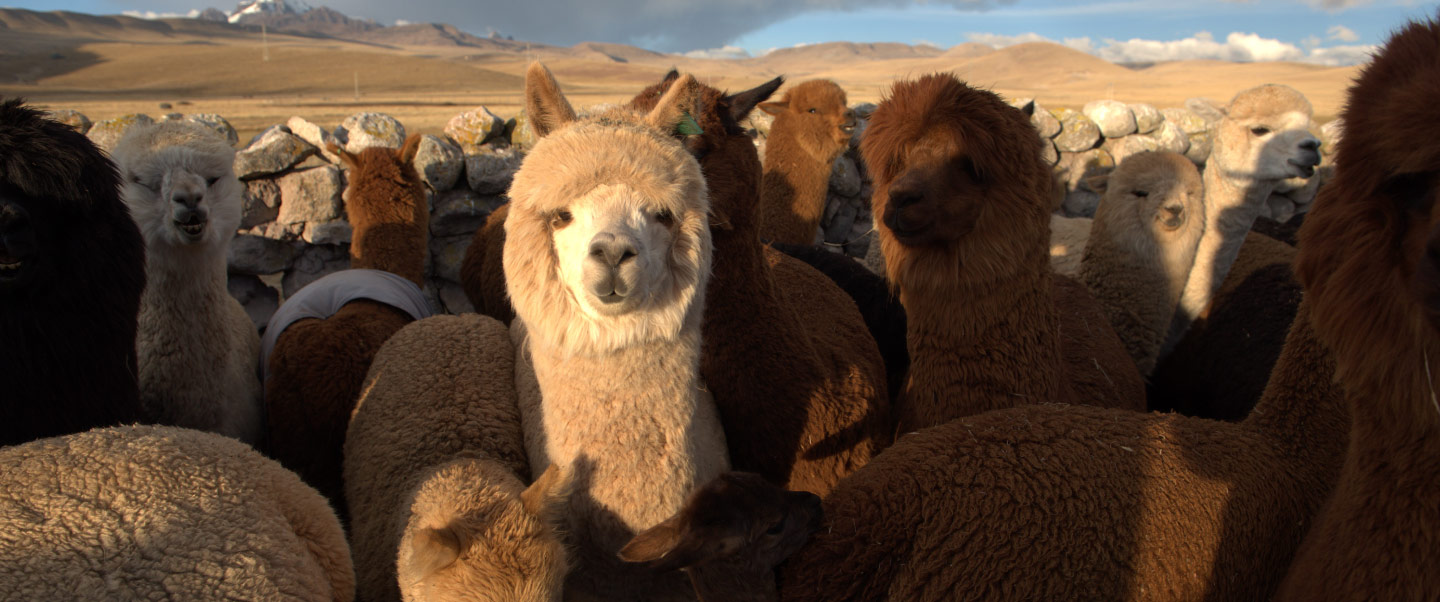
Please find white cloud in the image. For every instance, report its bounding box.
[1327,25,1360,42]
[964,30,1373,66]
[682,45,753,59]
[964,32,1053,47]
[1305,44,1377,65]
[1303,0,1372,11]
[394,19,412,26]
[122,9,200,19]
[1061,36,1095,53]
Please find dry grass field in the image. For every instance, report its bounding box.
[0,9,1362,143]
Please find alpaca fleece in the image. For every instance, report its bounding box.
[0,425,354,601]
[758,79,856,245]
[0,98,146,447]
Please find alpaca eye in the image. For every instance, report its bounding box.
[764,516,787,536]
[1251,126,1271,136]
[655,209,674,226]
[1132,190,1149,198]
[205,177,220,187]
[550,209,573,228]
[807,108,817,114]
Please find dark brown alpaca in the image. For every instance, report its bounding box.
[758,79,857,246]
[631,71,892,496]
[461,202,513,324]
[264,134,431,516]
[1275,18,1440,601]
[0,98,147,447]
[862,73,1140,432]
[622,472,823,602]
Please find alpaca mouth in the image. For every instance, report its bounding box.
[0,251,25,282]
[1287,156,1319,178]
[174,214,207,239]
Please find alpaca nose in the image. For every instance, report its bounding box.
[889,187,923,210]
[589,232,638,268]
[172,190,203,208]
[1299,138,1320,152]
[1163,203,1184,218]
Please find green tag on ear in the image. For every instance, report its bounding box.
[676,112,703,136]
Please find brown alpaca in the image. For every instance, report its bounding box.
[862,73,1142,432]
[758,79,857,246]
[263,134,432,516]
[621,472,823,602]
[461,203,514,324]
[1275,18,1440,600]
[631,71,892,496]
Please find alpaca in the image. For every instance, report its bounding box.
[344,314,566,602]
[777,294,1348,601]
[461,202,515,324]
[1163,84,1321,354]
[630,71,892,497]
[0,98,146,447]
[862,73,1143,432]
[263,135,433,515]
[620,472,823,602]
[113,120,261,445]
[505,63,728,601]
[758,79,858,246]
[1274,19,1440,599]
[1079,151,1206,376]
[0,425,354,601]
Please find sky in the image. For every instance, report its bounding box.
[7,0,1438,66]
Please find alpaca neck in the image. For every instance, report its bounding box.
[1242,300,1348,466]
[897,266,1068,431]
[760,130,834,246]
[1165,167,1277,352]
[1080,235,1179,376]
[141,241,228,311]
[686,560,778,602]
[349,216,427,286]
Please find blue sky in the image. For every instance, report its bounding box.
[6,0,1436,65]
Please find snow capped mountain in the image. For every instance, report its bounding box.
[228,0,312,24]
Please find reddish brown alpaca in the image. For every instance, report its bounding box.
[1276,18,1440,600]
[265,134,429,515]
[628,72,892,496]
[758,80,857,246]
[863,73,1140,432]
[461,202,513,324]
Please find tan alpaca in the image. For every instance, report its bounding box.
[1163,84,1321,353]
[758,79,857,245]
[113,121,262,445]
[505,63,728,601]
[1080,151,1206,375]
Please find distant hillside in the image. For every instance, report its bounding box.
[229,5,380,38]
[760,41,945,66]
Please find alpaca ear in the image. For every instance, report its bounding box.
[660,68,680,85]
[758,100,788,117]
[1018,99,1036,117]
[618,515,705,571]
[524,61,577,138]
[328,143,358,170]
[399,134,423,165]
[727,76,785,123]
[521,464,573,528]
[405,526,463,579]
[643,73,703,136]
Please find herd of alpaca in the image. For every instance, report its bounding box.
[1,13,1438,602]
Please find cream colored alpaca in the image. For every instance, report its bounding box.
[113,121,262,445]
[505,63,728,601]
[1163,84,1321,353]
[1079,151,1206,376]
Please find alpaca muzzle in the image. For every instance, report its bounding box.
[583,232,640,303]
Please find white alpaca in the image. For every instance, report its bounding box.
[114,121,262,445]
[1162,84,1321,353]
[504,63,728,601]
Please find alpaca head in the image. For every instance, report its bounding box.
[504,62,712,355]
[113,121,242,250]
[760,79,856,164]
[1206,85,1322,196]
[630,70,783,231]
[399,461,572,602]
[331,134,425,224]
[1090,151,1205,263]
[0,99,131,296]
[861,73,1053,292]
[619,472,822,576]
[1295,18,1440,399]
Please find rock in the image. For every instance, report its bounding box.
[226,274,280,333]
[1063,188,1102,218]
[240,179,281,229]
[303,220,353,245]
[465,145,523,195]
[181,114,239,146]
[1161,107,1211,135]
[1041,138,1060,166]
[413,135,464,192]
[86,114,155,153]
[282,245,351,298]
[44,109,91,134]
[829,156,862,198]
[276,166,344,224]
[431,188,505,238]
[1103,134,1161,165]
[286,117,341,163]
[822,194,861,245]
[510,111,538,150]
[1083,100,1137,138]
[1152,120,1191,155]
[444,107,507,152]
[850,102,877,119]
[334,112,405,153]
[1185,132,1213,164]
[438,281,475,314]
[1184,97,1226,126]
[235,128,318,180]
[1033,105,1062,139]
[428,234,471,283]
[1054,148,1115,217]
[228,234,299,275]
[1053,108,1102,153]
[1129,103,1163,135]
[742,110,774,139]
